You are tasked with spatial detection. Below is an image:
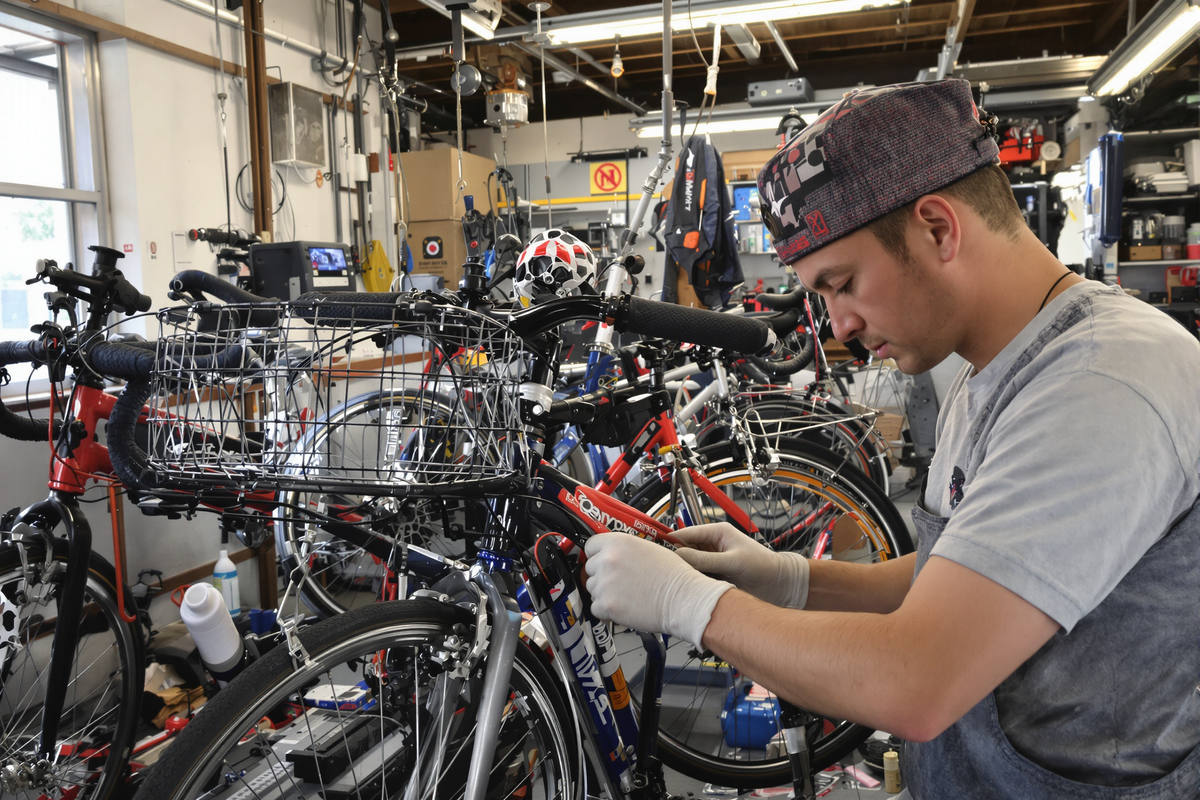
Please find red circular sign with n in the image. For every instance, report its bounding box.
[591,162,625,194]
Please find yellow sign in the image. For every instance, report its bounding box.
[589,161,626,195]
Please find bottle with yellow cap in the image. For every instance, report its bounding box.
[883,749,902,793]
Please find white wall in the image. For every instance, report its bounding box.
[0,0,384,629]
[465,107,780,166]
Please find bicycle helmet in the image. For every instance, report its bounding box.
[513,229,597,303]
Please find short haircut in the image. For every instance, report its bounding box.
[866,164,1024,262]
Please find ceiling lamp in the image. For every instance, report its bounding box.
[540,0,903,46]
[1088,0,1200,97]
[611,35,625,78]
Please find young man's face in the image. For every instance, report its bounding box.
[791,224,957,375]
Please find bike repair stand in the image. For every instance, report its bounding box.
[779,699,818,800]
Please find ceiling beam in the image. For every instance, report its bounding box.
[938,0,977,77]
[399,1,1106,75]
[609,18,1095,78]
[509,40,646,114]
[1092,0,1130,42]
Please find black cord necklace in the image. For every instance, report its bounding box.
[1038,271,1072,312]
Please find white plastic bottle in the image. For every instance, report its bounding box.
[211,549,241,615]
[179,583,246,684]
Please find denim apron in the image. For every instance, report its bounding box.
[901,498,1200,798]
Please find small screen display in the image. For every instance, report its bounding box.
[309,247,347,273]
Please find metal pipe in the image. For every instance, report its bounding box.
[509,41,645,114]
[168,0,356,72]
[615,0,671,261]
[765,21,799,72]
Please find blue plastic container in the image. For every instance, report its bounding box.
[721,684,781,749]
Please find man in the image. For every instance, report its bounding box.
[583,80,1200,797]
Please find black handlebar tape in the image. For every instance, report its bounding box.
[759,308,802,337]
[618,296,776,356]
[0,340,58,442]
[294,292,406,324]
[172,270,270,304]
[106,379,156,491]
[755,287,806,311]
[86,341,158,380]
[747,330,815,376]
[171,270,282,326]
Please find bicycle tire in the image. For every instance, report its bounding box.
[693,394,892,492]
[275,389,472,618]
[624,438,912,787]
[0,537,145,800]
[133,598,577,800]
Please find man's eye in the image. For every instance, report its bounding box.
[834,280,851,297]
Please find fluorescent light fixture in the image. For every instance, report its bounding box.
[633,112,820,138]
[461,14,498,40]
[542,0,902,46]
[1089,0,1200,97]
[417,0,501,41]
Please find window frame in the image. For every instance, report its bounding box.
[0,5,112,398]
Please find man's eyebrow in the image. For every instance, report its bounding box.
[803,265,845,292]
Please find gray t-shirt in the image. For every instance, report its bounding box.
[923,280,1200,631]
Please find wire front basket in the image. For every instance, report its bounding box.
[141,296,530,498]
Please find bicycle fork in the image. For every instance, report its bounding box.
[10,493,94,763]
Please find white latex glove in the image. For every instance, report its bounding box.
[673,522,811,609]
[584,533,733,647]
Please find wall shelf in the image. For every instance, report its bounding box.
[1124,193,1197,203]
[1117,259,1200,266]
[1122,128,1200,144]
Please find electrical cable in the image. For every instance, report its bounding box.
[287,162,318,185]
[540,47,552,227]
[235,163,286,215]
[687,0,709,69]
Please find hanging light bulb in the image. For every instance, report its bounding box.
[610,35,624,78]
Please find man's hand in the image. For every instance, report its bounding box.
[583,533,733,646]
[674,522,811,609]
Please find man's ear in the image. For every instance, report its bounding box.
[911,195,961,264]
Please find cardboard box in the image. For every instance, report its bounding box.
[399,148,496,222]
[722,148,779,182]
[406,219,467,287]
[1121,244,1162,261]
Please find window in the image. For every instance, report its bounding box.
[0,7,110,390]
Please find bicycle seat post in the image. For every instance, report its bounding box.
[778,698,818,800]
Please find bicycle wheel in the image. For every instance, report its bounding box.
[624,438,912,787]
[694,394,892,492]
[0,537,144,800]
[275,390,471,618]
[132,598,577,800]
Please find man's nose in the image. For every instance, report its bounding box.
[828,303,865,343]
